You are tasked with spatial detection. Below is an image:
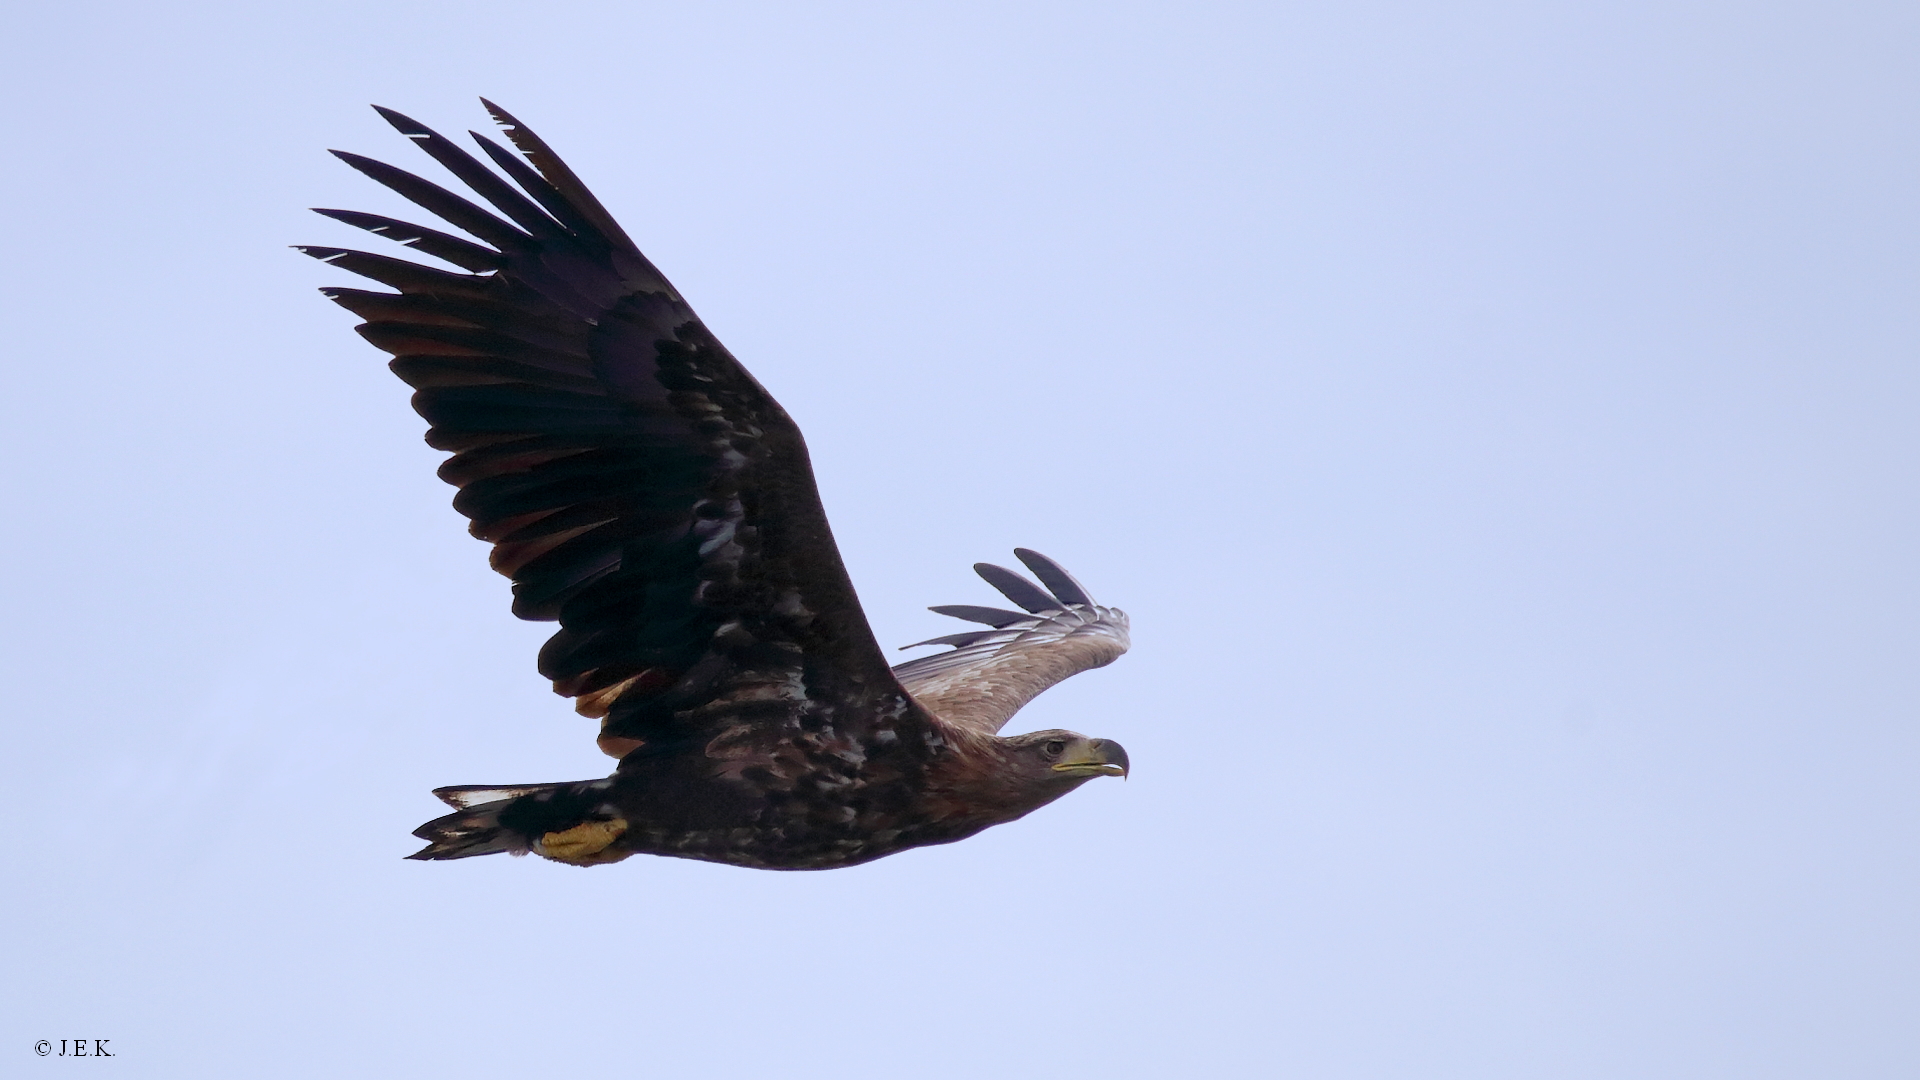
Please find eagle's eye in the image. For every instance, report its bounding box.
[1043,740,1065,757]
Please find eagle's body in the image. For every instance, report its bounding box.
[458,719,1099,871]
[305,102,1129,870]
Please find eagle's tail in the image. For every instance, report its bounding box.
[406,783,565,860]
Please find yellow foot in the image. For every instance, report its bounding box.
[535,818,629,865]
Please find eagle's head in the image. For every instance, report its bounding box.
[1001,728,1130,782]
[923,727,1129,835]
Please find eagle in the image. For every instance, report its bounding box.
[301,102,1131,871]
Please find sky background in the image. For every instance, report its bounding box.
[3,1,1916,1076]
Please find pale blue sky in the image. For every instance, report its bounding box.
[4,2,1916,1077]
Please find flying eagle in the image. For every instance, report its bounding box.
[301,102,1131,870]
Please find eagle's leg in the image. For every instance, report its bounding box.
[532,818,630,865]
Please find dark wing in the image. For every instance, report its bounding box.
[304,102,925,756]
[892,550,1130,736]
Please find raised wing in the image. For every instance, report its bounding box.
[304,102,923,756]
[892,550,1129,736]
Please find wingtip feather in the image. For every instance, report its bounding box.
[1013,548,1097,607]
[371,103,429,137]
[929,603,1031,627]
[473,98,642,254]
[973,562,1058,614]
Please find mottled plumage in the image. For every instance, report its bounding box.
[304,102,1129,870]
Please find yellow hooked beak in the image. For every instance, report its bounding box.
[1050,738,1130,778]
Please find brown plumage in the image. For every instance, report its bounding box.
[303,102,1130,870]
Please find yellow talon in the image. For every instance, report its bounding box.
[536,818,629,864]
